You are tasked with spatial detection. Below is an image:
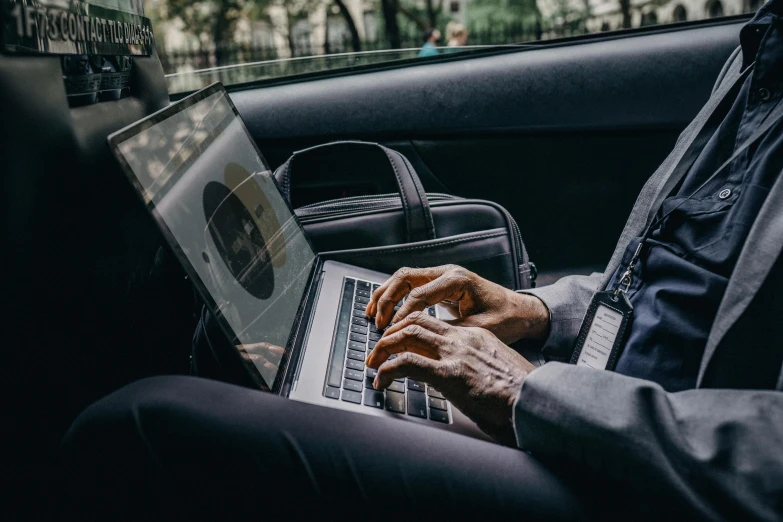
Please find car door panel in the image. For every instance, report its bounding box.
[230,19,744,279]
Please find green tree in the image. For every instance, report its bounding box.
[156,0,362,62]
[619,0,632,28]
[333,0,361,52]
[468,0,540,30]
[164,0,244,50]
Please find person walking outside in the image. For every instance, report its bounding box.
[418,28,441,57]
[447,22,468,47]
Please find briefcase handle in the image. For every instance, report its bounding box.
[275,141,436,242]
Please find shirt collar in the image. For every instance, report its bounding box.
[741,3,781,67]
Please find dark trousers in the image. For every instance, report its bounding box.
[61,375,586,521]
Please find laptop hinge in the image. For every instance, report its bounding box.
[279,257,325,397]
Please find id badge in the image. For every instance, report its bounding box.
[570,291,633,371]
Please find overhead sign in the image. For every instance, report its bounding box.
[1,0,154,56]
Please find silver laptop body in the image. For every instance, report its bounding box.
[108,83,488,442]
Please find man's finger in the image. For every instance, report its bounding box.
[374,351,442,390]
[240,342,286,356]
[381,310,451,339]
[367,267,447,328]
[391,275,467,324]
[236,350,276,372]
[366,323,448,368]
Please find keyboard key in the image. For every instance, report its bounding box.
[351,316,367,326]
[356,289,371,298]
[365,376,380,389]
[341,389,362,404]
[324,386,340,400]
[368,341,378,350]
[372,284,380,291]
[327,302,352,388]
[429,408,449,423]
[393,376,404,383]
[407,379,424,392]
[365,367,377,379]
[347,349,365,361]
[350,333,367,343]
[387,380,405,393]
[428,307,436,317]
[355,295,370,305]
[407,390,427,418]
[349,341,366,352]
[353,301,368,311]
[385,390,405,413]
[427,387,445,399]
[364,390,384,408]
[357,281,371,290]
[345,369,364,381]
[352,309,368,318]
[343,379,362,393]
[345,359,364,371]
[369,332,383,341]
[327,354,345,389]
[428,397,448,411]
[350,325,368,335]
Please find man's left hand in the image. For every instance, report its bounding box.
[366,311,536,445]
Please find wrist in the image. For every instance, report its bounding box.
[506,291,550,343]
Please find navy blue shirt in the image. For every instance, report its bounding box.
[609,3,783,392]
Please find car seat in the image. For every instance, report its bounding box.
[0,25,200,516]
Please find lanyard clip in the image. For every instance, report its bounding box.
[613,269,633,297]
[613,241,644,298]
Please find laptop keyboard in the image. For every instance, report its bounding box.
[323,277,452,424]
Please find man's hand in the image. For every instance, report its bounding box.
[365,265,549,345]
[366,311,537,445]
[236,342,285,373]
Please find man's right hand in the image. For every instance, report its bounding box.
[365,265,550,345]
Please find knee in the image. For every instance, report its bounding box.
[63,376,209,464]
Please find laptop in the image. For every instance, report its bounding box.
[107,83,489,441]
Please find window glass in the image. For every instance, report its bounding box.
[145,0,761,93]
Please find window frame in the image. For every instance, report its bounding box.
[168,13,753,100]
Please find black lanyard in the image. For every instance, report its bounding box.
[613,63,783,296]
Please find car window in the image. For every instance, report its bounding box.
[146,0,762,93]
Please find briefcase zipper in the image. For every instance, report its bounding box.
[296,193,458,218]
[295,194,533,287]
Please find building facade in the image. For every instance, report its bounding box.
[538,0,763,35]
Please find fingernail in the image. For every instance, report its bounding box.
[373,377,379,388]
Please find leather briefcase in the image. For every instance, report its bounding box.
[275,141,536,290]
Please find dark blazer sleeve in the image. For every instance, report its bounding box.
[513,362,783,521]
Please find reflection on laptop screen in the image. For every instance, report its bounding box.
[115,89,316,388]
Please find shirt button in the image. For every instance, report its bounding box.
[758,88,771,102]
[719,188,732,199]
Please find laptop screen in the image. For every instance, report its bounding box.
[111,86,316,389]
